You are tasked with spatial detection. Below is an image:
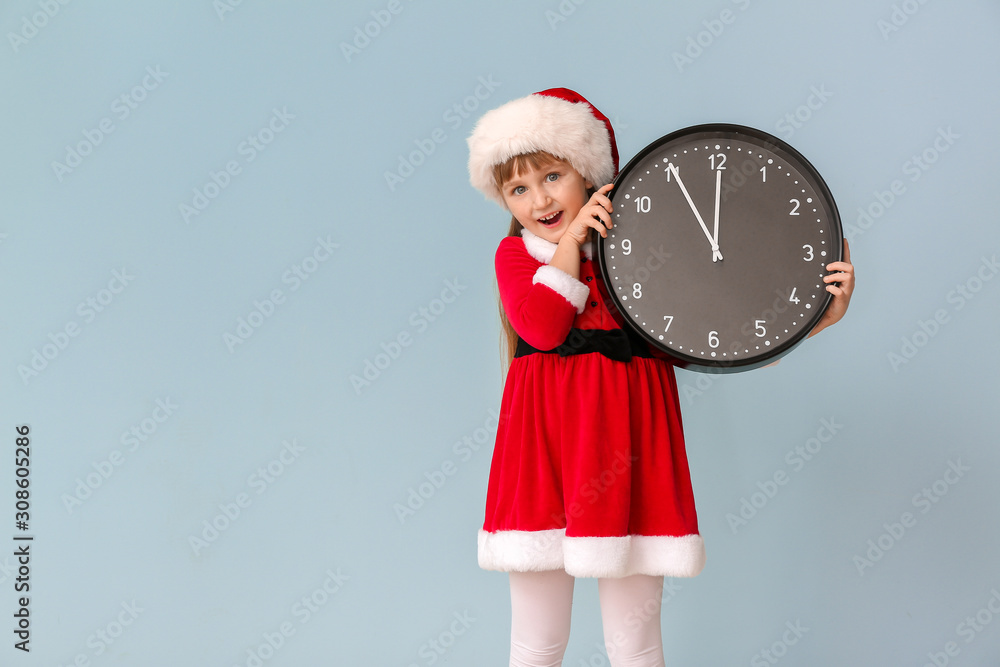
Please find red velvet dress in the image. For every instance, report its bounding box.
[478,229,704,578]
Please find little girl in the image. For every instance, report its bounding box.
[466,88,854,667]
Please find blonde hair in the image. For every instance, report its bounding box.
[492,151,594,369]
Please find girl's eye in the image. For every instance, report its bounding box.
[513,185,526,195]
[546,173,559,182]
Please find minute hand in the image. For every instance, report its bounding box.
[667,163,723,261]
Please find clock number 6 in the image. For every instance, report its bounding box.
[708,331,719,349]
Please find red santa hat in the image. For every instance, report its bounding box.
[467,88,619,208]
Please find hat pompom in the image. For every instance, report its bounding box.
[467,88,618,207]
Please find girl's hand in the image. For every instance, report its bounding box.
[809,239,855,337]
[562,183,615,246]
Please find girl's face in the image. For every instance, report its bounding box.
[500,158,592,245]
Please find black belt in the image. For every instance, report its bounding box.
[514,327,653,363]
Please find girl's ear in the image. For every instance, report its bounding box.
[585,180,594,190]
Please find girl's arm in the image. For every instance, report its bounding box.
[496,184,617,351]
[496,238,584,351]
[548,183,616,280]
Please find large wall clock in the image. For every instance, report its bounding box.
[598,124,843,372]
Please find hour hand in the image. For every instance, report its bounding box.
[711,167,723,262]
[668,163,723,261]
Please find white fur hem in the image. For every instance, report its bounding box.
[478,529,706,578]
[533,265,589,314]
[521,228,593,263]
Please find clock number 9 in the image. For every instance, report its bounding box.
[708,331,719,348]
[621,239,632,255]
[635,196,651,213]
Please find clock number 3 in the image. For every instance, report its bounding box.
[802,245,814,261]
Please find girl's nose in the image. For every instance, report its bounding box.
[532,187,551,209]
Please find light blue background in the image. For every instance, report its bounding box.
[2,1,999,665]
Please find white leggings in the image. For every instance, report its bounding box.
[509,569,665,667]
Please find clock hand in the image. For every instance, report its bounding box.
[711,167,723,262]
[667,163,723,261]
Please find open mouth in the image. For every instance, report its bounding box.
[537,211,563,227]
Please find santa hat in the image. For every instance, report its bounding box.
[467,88,619,207]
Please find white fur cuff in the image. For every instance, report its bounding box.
[533,265,589,314]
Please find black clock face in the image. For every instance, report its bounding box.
[598,124,843,372]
